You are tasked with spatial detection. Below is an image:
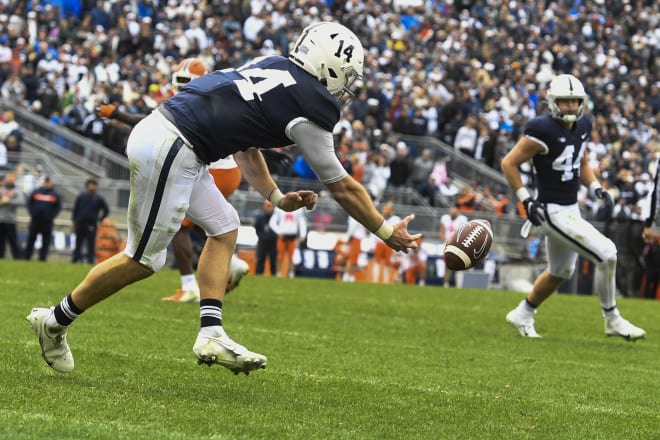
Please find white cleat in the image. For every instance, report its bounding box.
[193,329,267,375]
[605,317,646,341]
[506,308,541,338]
[161,288,200,303]
[26,307,74,373]
[226,255,250,294]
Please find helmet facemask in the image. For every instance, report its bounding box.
[320,63,363,108]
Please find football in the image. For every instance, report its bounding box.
[443,219,493,271]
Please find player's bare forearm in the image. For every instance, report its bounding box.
[580,153,597,187]
[116,111,146,126]
[502,137,541,191]
[327,180,421,252]
[325,176,383,231]
[234,149,278,198]
[500,151,524,190]
[236,149,318,212]
[97,104,145,127]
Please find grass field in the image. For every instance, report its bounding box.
[1,260,659,439]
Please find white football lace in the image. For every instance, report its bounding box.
[461,226,484,247]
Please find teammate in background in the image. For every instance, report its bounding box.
[27,22,421,376]
[372,202,400,283]
[500,74,645,341]
[98,58,249,302]
[439,206,468,287]
[268,206,308,278]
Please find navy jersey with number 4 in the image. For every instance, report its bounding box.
[525,114,592,205]
[162,56,340,164]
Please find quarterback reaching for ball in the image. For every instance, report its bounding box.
[99,58,249,302]
[27,22,421,376]
[501,74,645,341]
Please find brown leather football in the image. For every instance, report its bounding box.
[443,219,493,271]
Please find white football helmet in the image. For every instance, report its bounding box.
[289,21,364,103]
[547,74,588,122]
[172,58,209,92]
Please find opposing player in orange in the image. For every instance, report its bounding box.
[400,237,427,286]
[371,202,400,283]
[98,58,249,302]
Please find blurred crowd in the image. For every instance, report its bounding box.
[0,0,658,223]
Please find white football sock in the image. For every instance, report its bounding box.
[181,274,198,291]
[594,258,617,310]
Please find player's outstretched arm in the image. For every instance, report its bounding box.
[97,104,146,127]
[325,176,420,253]
[234,148,317,212]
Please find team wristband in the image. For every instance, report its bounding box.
[269,188,284,207]
[515,187,531,202]
[589,181,602,196]
[374,220,394,240]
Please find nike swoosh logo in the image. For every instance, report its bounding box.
[473,236,490,260]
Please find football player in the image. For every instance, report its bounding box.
[27,22,421,376]
[501,74,645,340]
[268,206,308,278]
[371,202,401,283]
[98,58,250,302]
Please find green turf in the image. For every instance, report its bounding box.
[1,260,658,439]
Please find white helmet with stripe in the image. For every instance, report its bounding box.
[547,74,588,123]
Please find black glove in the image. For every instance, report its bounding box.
[594,187,614,207]
[523,198,545,226]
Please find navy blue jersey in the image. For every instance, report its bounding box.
[162,56,340,163]
[526,114,592,205]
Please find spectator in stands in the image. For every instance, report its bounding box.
[0,111,20,141]
[254,200,278,276]
[409,148,434,190]
[0,171,23,259]
[0,137,6,170]
[388,141,412,188]
[0,72,26,103]
[24,175,61,261]
[81,111,108,143]
[20,164,43,197]
[4,133,21,168]
[438,176,460,201]
[349,153,364,183]
[453,114,478,158]
[71,178,110,264]
[455,186,477,214]
[269,207,308,278]
[364,153,390,202]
